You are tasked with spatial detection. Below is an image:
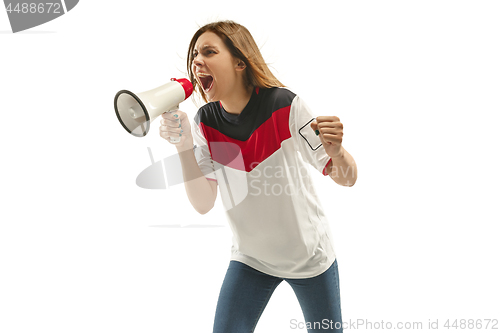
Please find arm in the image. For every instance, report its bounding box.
[325,146,357,186]
[160,111,217,214]
[176,145,218,214]
[311,116,357,187]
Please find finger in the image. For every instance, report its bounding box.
[321,133,343,145]
[159,129,185,144]
[316,116,340,124]
[159,125,183,135]
[160,135,184,145]
[167,132,186,145]
[310,121,318,131]
[160,118,183,127]
[170,111,182,121]
[318,127,343,136]
[161,111,183,120]
[310,121,320,135]
[317,121,343,130]
[161,112,174,119]
[160,131,173,141]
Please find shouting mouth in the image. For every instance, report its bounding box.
[197,73,214,93]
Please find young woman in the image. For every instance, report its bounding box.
[159,21,357,333]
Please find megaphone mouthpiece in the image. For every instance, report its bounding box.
[171,78,193,98]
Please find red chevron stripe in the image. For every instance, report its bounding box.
[199,106,291,172]
[323,159,332,176]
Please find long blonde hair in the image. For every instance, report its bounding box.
[187,21,284,103]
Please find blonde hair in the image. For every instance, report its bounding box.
[187,20,284,103]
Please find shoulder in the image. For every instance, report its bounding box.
[260,87,297,105]
[256,87,298,115]
[194,101,220,125]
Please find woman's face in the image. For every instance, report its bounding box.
[192,31,240,102]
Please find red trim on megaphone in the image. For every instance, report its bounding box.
[171,78,193,99]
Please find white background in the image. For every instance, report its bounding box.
[1,1,499,332]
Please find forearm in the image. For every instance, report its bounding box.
[326,146,357,186]
[176,146,217,214]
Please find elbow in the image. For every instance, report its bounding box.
[188,191,216,215]
[345,176,357,187]
[331,176,357,187]
[195,203,214,215]
[344,180,356,187]
[196,208,211,215]
[330,175,357,187]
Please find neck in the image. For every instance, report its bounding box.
[220,83,253,115]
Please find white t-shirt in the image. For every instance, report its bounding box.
[192,87,336,278]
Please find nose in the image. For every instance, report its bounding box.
[193,54,203,67]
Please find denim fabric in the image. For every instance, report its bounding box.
[213,260,343,332]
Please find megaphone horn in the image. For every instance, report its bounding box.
[114,78,193,139]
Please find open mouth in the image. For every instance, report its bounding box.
[197,73,214,92]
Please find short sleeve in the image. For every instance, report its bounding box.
[191,119,218,182]
[289,95,332,176]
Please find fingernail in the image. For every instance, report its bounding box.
[174,114,178,118]
[315,130,320,136]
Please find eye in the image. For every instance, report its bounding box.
[192,48,216,60]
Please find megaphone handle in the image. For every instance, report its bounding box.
[167,105,181,143]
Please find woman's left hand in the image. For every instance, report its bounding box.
[310,116,343,158]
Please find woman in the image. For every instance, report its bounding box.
[160,20,357,333]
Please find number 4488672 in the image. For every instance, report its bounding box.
[5,3,62,14]
[444,319,498,330]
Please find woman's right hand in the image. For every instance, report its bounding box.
[159,110,193,150]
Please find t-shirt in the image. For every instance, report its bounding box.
[191,87,336,278]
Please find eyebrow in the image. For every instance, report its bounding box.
[194,45,218,52]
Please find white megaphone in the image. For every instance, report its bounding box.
[114,78,193,140]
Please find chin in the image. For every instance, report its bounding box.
[205,92,217,103]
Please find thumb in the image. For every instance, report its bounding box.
[310,121,320,135]
[310,121,317,130]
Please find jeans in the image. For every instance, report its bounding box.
[213,260,343,333]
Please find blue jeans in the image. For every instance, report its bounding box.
[213,260,343,333]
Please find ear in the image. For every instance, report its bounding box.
[235,59,246,71]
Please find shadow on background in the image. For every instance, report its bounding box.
[149,224,225,228]
[0,30,56,33]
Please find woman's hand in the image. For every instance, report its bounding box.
[159,110,193,151]
[310,116,343,158]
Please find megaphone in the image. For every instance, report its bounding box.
[114,78,193,140]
